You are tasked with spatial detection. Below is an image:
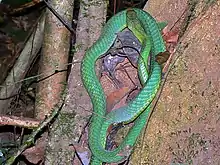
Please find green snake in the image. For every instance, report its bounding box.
[81,8,166,164]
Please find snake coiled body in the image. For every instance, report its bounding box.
[81,8,166,164]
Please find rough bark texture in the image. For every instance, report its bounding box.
[33,0,74,164]
[130,0,220,164]
[35,0,72,120]
[64,0,107,145]
[45,0,107,164]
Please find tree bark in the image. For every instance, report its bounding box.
[130,0,220,164]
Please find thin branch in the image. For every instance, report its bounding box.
[0,14,46,114]
[5,97,65,165]
[0,115,40,128]
[43,0,75,34]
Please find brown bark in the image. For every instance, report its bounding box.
[45,0,107,164]
[130,1,220,164]
[35,1,71,120]
[0,115,40,128]
[33,0,74,164]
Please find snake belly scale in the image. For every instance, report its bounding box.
[81,8,166,164]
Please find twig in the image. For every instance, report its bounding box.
[43,0,75,34]
[0,115,40,128]
[0,62,79,88]
[0,14,46,114]
[5,97,65,165]
[0,62,81,100]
